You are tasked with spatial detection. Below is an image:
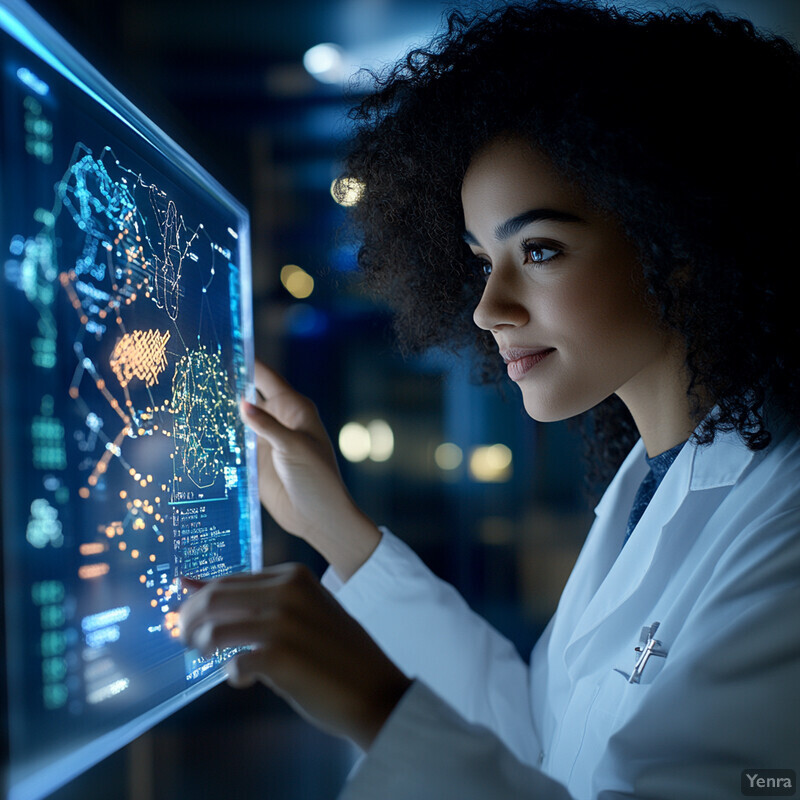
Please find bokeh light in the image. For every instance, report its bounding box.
[469,444,513,482]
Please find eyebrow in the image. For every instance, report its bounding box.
[462,208,588,246]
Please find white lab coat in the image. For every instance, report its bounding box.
[322,414,800,799]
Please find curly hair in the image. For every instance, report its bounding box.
[340,0,800,490]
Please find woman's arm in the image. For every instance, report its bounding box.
[338,507,800,800]
[341,680,574,800]
[179,360,540,764]
[179,563,412,751]
[322,526,541,766]
[240,358,382,581]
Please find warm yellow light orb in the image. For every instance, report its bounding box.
[330,176,364,207]
[339,422,371,463]
[435,442,463,471]
[367,419,394,462]
[469,444,513,482]
[280,264,314,299]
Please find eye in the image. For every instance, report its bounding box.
[470,255,492,281]
[521,240,562,265]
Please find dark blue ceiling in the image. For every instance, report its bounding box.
[20,0,800,214]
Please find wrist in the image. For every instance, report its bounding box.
[353,670,413,752]
[313,502,382,582]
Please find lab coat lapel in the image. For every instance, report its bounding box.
[555,439,648,624]
[564,448,690,657]
[562,429,756,668]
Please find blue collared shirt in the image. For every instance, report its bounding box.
[622,439,687,549]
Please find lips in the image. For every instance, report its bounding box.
[500,347,556,381]
[500,347,554,364]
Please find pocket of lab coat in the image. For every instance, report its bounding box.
[603,651,668,731]
[559,668,650,790]
[558,653,670,785]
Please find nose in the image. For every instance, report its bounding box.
[472,264,530,332]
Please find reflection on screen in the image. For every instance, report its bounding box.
[0,3,261,798]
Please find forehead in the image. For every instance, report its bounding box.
[461,137,587,225]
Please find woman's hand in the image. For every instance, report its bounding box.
[242,359,380,581]
[179,566,412,751]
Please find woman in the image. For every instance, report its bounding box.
[179,2,800,797]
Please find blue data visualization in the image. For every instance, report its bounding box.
[0,2,262,799]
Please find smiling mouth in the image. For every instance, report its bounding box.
[501,347,553,364]
[503,348,555,380]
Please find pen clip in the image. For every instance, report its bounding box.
[629,621,668,684]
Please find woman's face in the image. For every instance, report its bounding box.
[462,136,682,424]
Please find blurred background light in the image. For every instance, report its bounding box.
[280,264,314,299]
[338,419,394,462]
[329,244,359,272]
[284,304,329,338]
[303,42,347,84]
[366,419,394,462]
[330,176,364,206]
[434,442,463,471]
[469,443,513,483]
[338,421,371,462]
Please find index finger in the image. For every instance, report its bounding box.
[178,567,299,642]
[179,575,207,594]
[178,580,264,643]
[253,359,296,401]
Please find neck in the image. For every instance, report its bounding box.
[616,338,709,458]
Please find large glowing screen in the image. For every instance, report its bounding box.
[0,2,261,798]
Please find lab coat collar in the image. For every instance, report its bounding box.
[564,419,757,665]
[593,412,757,520]
[688,428,757,490]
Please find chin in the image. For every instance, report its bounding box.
[520,397,567,424]
[519,388,598,424]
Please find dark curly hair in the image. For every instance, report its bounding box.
[340,0,800,490]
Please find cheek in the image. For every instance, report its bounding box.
[535,273,625,347]
[555,259,651,349]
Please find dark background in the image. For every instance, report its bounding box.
[10,1,800,797]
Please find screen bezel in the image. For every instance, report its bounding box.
[0,1,262,798]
